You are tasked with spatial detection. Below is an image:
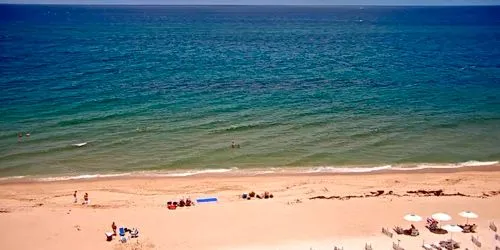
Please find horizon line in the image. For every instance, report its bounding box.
[1,3,499,6]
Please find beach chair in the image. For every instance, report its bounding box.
[365,243,373,250]
[490,221,497,232]
[431,243,443,250]
[119,227,125,237]
[422,240,432,250]
[393,226,405,235]
[470,224,477,233]
[471,235,481,247]
[382,227,393,238]
[422,243,433,250]
[393,242,404,250]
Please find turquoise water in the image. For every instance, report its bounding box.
[1,5,500,178]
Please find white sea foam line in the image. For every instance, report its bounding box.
[145,168,237,177]
[459,160,498,167]
[254,170,276,175]
[3,160,498,182]
[305,165,392,173]
[305,160,499,174]
[38,173,131,182]
[392,160,499,171]
[0,175,26,181]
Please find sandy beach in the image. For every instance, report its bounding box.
[1,167,500,250]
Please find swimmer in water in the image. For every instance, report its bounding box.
[231,141,235,148]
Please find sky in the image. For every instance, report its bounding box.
[1,0,499,5]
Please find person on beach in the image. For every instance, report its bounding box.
[83,193,88,205]
[18,132,22,142]
[112,222,117,236]
[73,191,77,203]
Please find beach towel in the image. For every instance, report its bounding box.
[196,197,218,203]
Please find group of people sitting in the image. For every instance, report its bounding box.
[393,217,477,238]
[106,222,139,242]
[439,239,460,249]
[167,198,193,210]
[425,218,478,235]
[393,224,419,236]
[242,191,274,200]
[458,223,477,233]
[426,218,448,234]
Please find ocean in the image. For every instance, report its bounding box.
[1,5,499,180]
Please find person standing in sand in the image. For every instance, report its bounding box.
[73,191,77,203]
[83,193,88,205]
[112,222,117,236]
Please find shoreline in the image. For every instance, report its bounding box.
[1,163,499,184]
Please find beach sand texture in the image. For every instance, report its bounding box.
[1,168,500,250]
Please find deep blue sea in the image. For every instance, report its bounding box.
[1,5,500,179]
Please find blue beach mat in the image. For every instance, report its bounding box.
[196,197,218,203]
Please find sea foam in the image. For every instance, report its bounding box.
[0,161,497,182]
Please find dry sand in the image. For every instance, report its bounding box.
[1,167,500,250]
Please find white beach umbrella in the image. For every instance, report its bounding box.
[432,213,452,222]
[441,224,463,243]
[459,211,478,225]
[404,214,423,222]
